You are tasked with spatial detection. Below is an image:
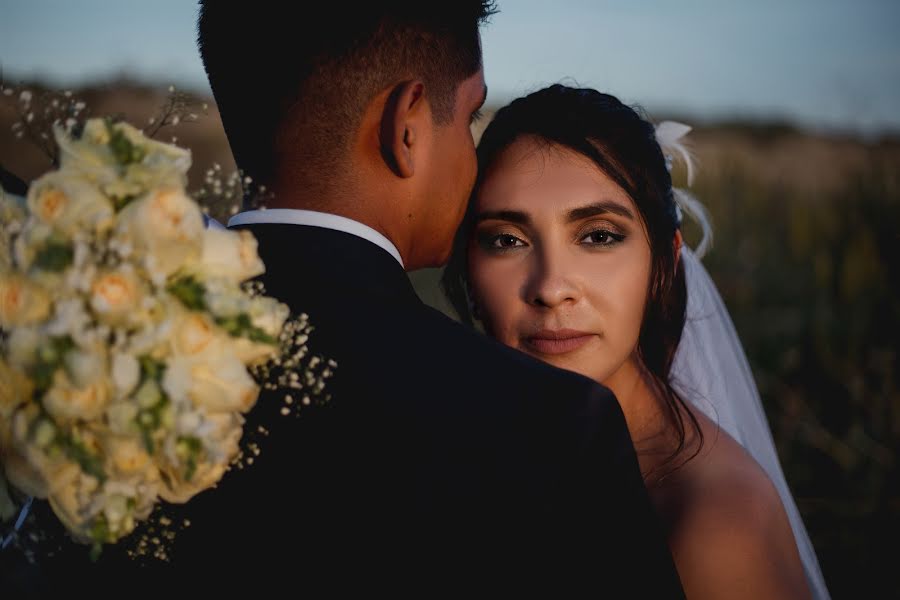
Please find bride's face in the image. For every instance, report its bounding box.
[467,136,652,384]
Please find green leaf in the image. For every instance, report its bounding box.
[89,513,111,561]
[214,312,276,344]
[111,194,137,212]
[246,326,276,345]
[29,336,75,395]
[58,433,106,483]
[106,120,146,166]
[140,427,155,455]
[138,355,165,383]
[177,436,203,482]
[89,543,103,562]
[32,238,73,272]
[167,276,207,311]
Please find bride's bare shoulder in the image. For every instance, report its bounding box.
[655,413,811,600]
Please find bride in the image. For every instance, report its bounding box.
[442,84,829,599]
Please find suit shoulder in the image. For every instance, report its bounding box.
[416,305,609,396]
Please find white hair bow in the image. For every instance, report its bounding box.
[654,120,713,258]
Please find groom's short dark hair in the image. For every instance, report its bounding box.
[197,2,495,190]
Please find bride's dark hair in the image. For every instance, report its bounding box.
[442,83,702,475]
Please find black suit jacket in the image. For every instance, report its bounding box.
[19,224,684,597]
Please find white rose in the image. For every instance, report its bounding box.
[158,412,242,504]
[26,170,114,235]
[0,274,52,327]
[196,228,265,283]
[162,353,259,414]
[247,295,290,339]
[6,326,40,368]
[56,119,189,200]
[90,268,142,324]
[115,187,204,278]
[63,347,106,389]
[171,310,219,357]
[11,221,49,272]
[120,122,191,190]
[109,119,191,177]
[111,352,140,398]
[103,436,153,477]
[209,295,287,365]
[3,447,81,500]
[105,401,140,436]
[44,369,111,423]
[55,119,117,185]
[3,405,81,499]
[230,337,280,366]
[53,119,144,198]
[203,279,246,318]
[47,471,103,543]
[158,453,228,504]
[44,296,93,340]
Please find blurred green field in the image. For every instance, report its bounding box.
[2,82,898,596]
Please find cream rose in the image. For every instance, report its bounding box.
[46,471,102,544]
[3,405,81,499]
[115,187,204,279]
[103,436,153,477]
[197,228,265,283]
[162,353,259,414]
[90,268,141,324]
[44,369,111,423]
[0,358,33,419]
[110,352,140,398]
[5,326,40,368]
[171,310,219,357]
[63,347,106,389]
[158,412,242,504]
[0,274,51,327]
[26,170,114,235]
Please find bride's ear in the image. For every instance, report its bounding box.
[379,80,427,178]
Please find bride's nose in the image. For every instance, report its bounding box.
[522,247,581,309]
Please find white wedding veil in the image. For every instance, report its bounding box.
[667,184,829,597]
[656,122,827,598]
[653,121,828,596]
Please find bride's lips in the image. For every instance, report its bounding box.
[521,329,596,355]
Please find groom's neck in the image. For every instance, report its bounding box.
[265,183,417,269]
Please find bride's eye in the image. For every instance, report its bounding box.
[579,229,625,247]
[492,233,526,249]
[478,232,527,251]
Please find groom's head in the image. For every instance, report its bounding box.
[197,2,494,269]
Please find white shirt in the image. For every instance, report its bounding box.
[227,208,404,268]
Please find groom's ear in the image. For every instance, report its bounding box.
[379,80,427,178]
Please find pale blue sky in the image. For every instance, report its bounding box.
[2,0,898,134]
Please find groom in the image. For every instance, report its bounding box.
[8,3,681,596]
[7,2,680,595]
[192,1,684,595]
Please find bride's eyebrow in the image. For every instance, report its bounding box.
[566,201,634,223]
[474,209,530,225]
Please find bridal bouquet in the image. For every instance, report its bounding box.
[0,115,309,557]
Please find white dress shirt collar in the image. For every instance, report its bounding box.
[228,208,404,268]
